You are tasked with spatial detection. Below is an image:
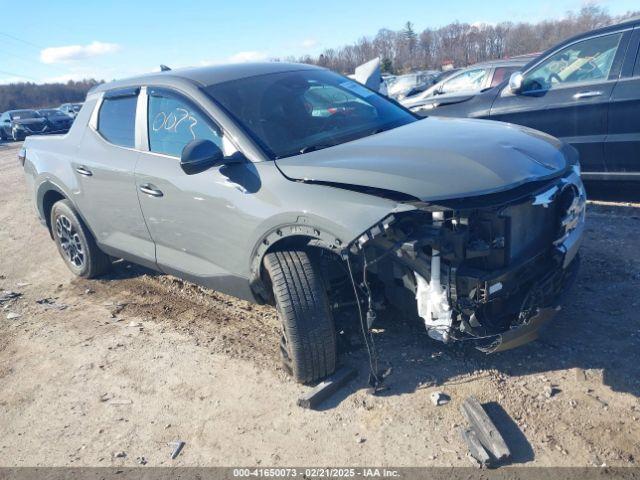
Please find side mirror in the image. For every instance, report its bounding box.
[180,139,223,175]
[508,71,524,94]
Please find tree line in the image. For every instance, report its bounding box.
[287,5,639,74]
[1,5,638,112]
[0,80,102,113]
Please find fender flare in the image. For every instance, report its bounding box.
[36,180,96,240]
[248,222,346,302]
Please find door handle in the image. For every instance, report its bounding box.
[75,165,92,176]
[139,183,163,197]
[573,91,603,100]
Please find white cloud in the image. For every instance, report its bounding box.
[40,41,120,64]
[301,38,319,49]
[227,51,268,63]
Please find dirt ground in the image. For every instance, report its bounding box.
[1,140,639,467]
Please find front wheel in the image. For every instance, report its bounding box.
[264,249,337,384]
[50,199,111,278]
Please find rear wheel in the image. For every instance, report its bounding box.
[50,199,111,278]
[264,249,337,384]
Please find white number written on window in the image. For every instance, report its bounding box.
[152,108,198,140]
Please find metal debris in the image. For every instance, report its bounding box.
[0,291,21,304]
[460,427,491,467]
[36,298,68,310]
[297,367,357,409]
[170,441,185,459]
[460,396,511,466]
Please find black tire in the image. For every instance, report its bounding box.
[0,129,6,141]
[264,249,337,384]
[50,199,110,278]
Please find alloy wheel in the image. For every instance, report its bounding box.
[55,214,85,269]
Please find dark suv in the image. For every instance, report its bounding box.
[0,110,49,141]
[413,18,640,180]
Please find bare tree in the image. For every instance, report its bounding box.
[299,5,639,74]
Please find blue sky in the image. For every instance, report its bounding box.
[0,0,636,84]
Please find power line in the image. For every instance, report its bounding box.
[0,31,44,50]
[0,48,69,74]
[0,68,39,82]
[0,30,113,82]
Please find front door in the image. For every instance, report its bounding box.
[134,87,255,298]
[489,30,630,173]
[605,27,640,175]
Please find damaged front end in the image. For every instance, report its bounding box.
[344,168,585,352]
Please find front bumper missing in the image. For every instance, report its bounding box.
[346,167,586,354]
[476,252,580,353]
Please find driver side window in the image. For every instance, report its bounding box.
[147,89,229,158]
[522,32,623,93]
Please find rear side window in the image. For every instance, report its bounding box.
[97,93,137,148]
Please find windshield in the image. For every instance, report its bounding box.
[10,110,41,120]
[204,69,416,159]
[39,109,63,117]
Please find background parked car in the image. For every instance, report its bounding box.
[387,70,439,100]
[0,109,49,141]
[401,56,536,111]
[59,103,83,118]
[409,18,640,180]
[400,68,461,101]
[36,109,74,134]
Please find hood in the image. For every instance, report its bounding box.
[48,116,72,123]
[354,58,383,92]
[275,117,569,202]
[12,117,46,126]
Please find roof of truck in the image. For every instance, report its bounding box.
[92,62,323,93]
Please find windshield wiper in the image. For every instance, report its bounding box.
[299,144,332,154]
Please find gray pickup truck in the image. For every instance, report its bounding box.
[20,62,585,383]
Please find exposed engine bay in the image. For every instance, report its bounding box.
[332,168,585,353]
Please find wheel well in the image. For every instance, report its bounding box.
[42,190,66,237]
[257,235,345,305]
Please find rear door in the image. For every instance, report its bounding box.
[604,25,640,176]
[489,29,631,173]
[73,88,156,267]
